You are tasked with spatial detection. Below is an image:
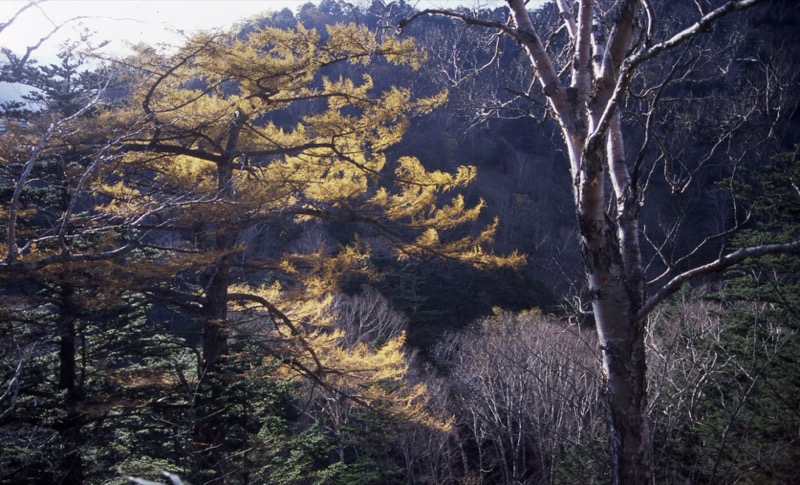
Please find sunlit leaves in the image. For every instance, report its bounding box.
[0,18,515,476]
[232,280,449,433]
[321,74,373,110]
[96,181,146,215]
[157,155,217,192]
[400,218,523,267]
[323,23,423,70]
[103,19,478,263]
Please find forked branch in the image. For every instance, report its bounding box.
[639,240,800,319]
[587,0,764,153]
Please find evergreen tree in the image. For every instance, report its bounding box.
[2,17,516,483]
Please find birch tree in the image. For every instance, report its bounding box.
[400,1,798,482]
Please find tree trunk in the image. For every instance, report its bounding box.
[58,286,77,391]
[56,285,85,485]
[506,1,652,480]
[194,109,246,482]
[576,143,651,484]
[202,249,231,369]
[194,249,231,480]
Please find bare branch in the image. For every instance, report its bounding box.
[0,1,38,35]
[0,241,138,273]
[0,340,25,422]
[398,8,518,40]
[5,89,105,262]
[639,240,800,319]
[587,0,764,155]
[570,0,594,92]
[0,2,91,83]
[227,292,324,372]
[505,0,566,106]
[555,0,578,39]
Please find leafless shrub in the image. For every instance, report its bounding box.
[646,291,793,482]
[434,310,605,484]
[330,285,407,349]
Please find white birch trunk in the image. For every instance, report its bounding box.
[507,1,651,482]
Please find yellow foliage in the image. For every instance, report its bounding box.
[0,18,517,433]
[159,155,218,191]
[322,74,374,110]
[234,279,449,431]
[97,181,146,215]
[398,217,525,267]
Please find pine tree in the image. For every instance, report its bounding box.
[2,19,518,482]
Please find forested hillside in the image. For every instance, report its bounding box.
[1,1,798,483]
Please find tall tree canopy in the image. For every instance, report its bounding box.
[0,14,515,483]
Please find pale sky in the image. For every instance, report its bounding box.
[1,1,317,62]
[0,0,514,60]
[0,0,525,103]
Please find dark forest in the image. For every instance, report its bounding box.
[1,1,799,483]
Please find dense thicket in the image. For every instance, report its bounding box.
[1,1,798,483]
